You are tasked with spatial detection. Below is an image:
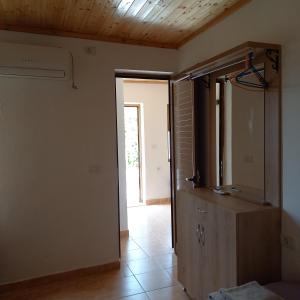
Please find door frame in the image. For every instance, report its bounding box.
[115,72,176,253]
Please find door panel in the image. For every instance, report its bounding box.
[171,79,195,253]
[173,79,195,192]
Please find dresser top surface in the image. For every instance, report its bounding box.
[181,188,279,214]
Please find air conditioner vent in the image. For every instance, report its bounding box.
[0,42,71,80]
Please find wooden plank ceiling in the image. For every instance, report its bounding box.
[0,0,250,49]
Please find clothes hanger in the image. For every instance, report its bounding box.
[235,53,268,89]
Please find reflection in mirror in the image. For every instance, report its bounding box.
[216,65,265,203]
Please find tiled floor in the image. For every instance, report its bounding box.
[119,204,189,299]
[0,205,190,299]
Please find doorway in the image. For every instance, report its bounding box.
[115,76,175,260]
[124,104,142,207]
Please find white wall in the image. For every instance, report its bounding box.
[123,81,170,202]
[178,0,300,281]
[0,30,177,284]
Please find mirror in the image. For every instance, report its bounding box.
[215,65,265,203]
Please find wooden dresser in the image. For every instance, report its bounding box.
[176,188,281,300]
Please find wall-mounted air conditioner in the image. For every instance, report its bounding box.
[0,42,73,81]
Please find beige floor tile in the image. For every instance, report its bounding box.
[143,246,174,257]
[127,257,162,275]
[122,248,149,262]
[1,273,145,300]
[91,275,145,299]
[119,263,134,277]
[121,238,141,252]
[153,253,177,269]
[120,292,150,299]
[135,269,177,292]
[165,266,178,280]
[147,286,190,300]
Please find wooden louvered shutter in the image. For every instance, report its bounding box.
[173,79,195,192]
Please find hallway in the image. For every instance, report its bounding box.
[120,204,189,299]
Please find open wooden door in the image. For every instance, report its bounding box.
[170,76,211,250]
[170,78,195,250]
